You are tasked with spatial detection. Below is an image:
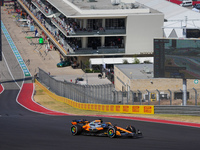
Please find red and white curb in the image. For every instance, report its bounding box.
[0,84,4,94]
[16,83,72,116]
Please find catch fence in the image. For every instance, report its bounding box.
[37,68,200,106]
[38,68,114,104]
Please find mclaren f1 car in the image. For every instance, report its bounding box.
[70,119,142,138]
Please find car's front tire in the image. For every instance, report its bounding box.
[126,125,136,133]
[107,127,117,138]
[71,125,82,135]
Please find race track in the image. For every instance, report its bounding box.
[1,24,200,150]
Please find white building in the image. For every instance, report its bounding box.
[18,0,164,59]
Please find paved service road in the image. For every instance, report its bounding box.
[1,30,200,150]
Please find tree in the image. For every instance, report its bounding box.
[144,60,152,64]
[133,57,140,64]
[123,59,129,64]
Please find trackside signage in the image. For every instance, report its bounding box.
[68,101,154,115]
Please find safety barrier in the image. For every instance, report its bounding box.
[35,79,154,114]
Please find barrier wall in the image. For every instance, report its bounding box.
[35,79,154,114]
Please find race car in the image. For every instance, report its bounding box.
[70,119,142,138]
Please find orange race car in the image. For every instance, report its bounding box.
[70,119,142,138]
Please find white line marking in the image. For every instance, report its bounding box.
[2,52,21,89]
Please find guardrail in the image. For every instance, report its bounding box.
[154,106,200,116]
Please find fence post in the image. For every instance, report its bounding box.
[48,71,50,89]
[95,85,98,104]
[103,85,106,104]
[74,84,76,101]
[74,84,77,102]
[168,89,172,105]
[98,85,100,104]
[106,84,109,104]
[137,90,142,105]
[126,91,129,104]
[63,80,66,98]
[100,85,102,104]
[116,91,119,104]
[112,90,116,104]
[131,90,135,105]
[104,85,106,104]
[109,85,112,104]
[78,85,81,102]
[85,85,88,103]
[146,89,150,105]
[69,82,71,99]
[180,89,184,106]
[77,85,79,102]
[121,91,124,104]
[83,85,86,103]
[91,85,94,104]
[78,84,81,103]
[156,89,160,105]
[193,88,197,106]
[61,81,64,97]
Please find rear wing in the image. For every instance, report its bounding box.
[71,119,89,125]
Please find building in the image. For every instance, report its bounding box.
[17,0,164,64]
[114,64,199,101]
[138,0,200,38]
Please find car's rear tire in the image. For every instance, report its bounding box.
[107,127,117,138]
[71,125,82,135]
[126,125,136,133]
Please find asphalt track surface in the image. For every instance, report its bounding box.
[1,29,200,150]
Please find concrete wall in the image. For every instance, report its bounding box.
[126,13,164,54]
[114,65,200,97]
[128,78,199,91]
[114,66,131,91]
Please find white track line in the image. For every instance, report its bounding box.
[2,52,22,89]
